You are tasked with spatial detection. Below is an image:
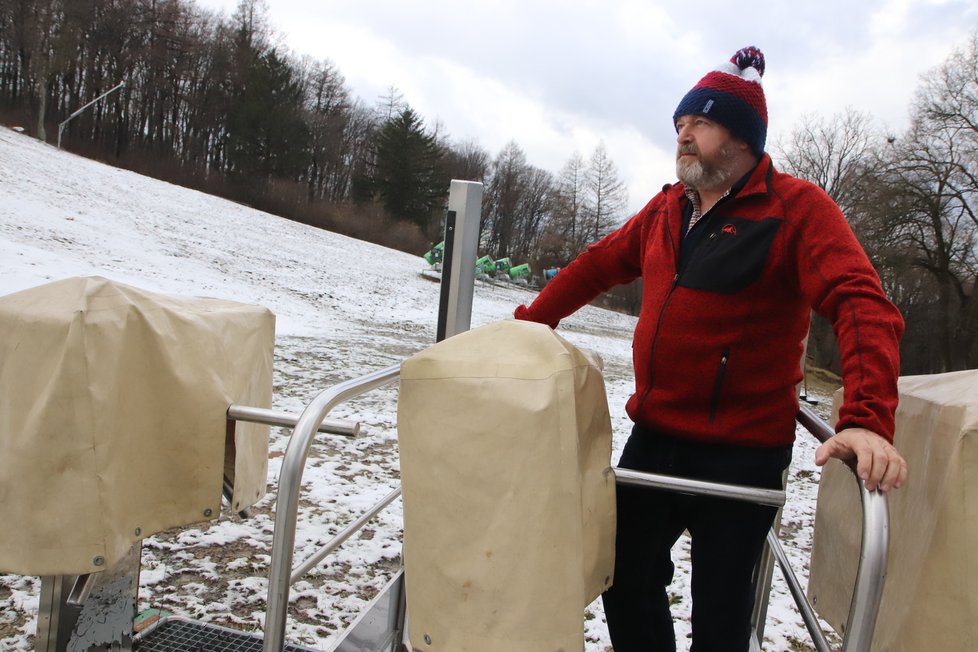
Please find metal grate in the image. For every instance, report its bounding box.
[136,617,318,652]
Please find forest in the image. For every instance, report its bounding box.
[1,0,975,374]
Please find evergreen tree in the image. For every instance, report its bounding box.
[225,47,309,181]
[222,3,307,183]
[370,107,447,229]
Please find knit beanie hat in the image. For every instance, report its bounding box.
[673,46,768,157]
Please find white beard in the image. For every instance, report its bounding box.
[676,143,737,191]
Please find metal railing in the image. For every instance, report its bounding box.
[227,404,360,437]
[614,468,787,506]
[227,377,888,652]
[791,405,889,652]
[249,364,401,652]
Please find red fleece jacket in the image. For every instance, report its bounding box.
[515,155,904,447]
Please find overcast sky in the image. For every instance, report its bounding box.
[196,0,976,214]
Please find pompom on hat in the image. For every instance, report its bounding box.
[673,46,768,156]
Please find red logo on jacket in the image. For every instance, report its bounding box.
[721,224,737,235]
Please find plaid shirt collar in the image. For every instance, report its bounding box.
[682,164,759,234]
[684,186,732,234]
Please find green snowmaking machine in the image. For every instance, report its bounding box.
[476,255,496,276]
[508,263,531,282]
[423,242,445,267]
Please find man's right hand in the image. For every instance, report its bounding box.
[814,427,907,492]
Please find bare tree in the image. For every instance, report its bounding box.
[775,107,882,218]
[482,141,526,256]
[482,141,554,262]
[375,84,406,122]
[548,151,589,257]
[915,30,978,230]
[0,0,67,141]
[774,108,892,373]
[511,165,553,261]
[300,57,354,200]
[442,138,490,183]
[584,142,628,242]
[877,32,978,372]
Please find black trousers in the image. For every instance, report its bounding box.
[601,425,792,652]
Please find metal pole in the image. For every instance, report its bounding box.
[767,530,834,652]
[227,404,360,437]
[436,180,483,340]
[797,404,834,443]
[750,466,789,643]
[795,404,890,652]
[290,486,402,583]
[613,467,786,507]
[841,487,889,652]
[436,210,458,342]
[262,364,400,652]
[57,81,124,149]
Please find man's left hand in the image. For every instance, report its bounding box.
[814,427,907,492]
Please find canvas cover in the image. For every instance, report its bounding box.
[397,320,616,652]
[0,277,275,576]
[808,370,978,651]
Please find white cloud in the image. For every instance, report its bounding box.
[197,0,976,213]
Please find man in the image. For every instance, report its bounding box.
[514,46,907,651]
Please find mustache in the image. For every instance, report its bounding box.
[677,143,699,158]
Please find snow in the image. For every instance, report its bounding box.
[0,126,839,651]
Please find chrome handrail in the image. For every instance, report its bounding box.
[261,364,400,652]
[613,468,786,507]
[228,404,360,437]
[794,405,889,652]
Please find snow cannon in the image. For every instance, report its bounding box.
[544,267,560,282]
[423,241,445,267]
[476,255,495,277]
[508,263,531,282]
[494,257,512,277]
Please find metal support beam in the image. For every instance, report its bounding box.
[35,543,141,652]
[436,180,483,341]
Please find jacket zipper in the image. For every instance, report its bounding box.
[709,348,730,423]
[636,224,681,413]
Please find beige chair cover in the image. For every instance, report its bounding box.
[0,277,274,576]
[808,370,978,651]
[397,320,616,652]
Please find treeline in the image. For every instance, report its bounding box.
[776,32,978,374]
[0,0,628,273]
[1,0,975,373]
